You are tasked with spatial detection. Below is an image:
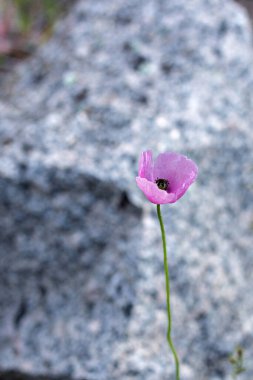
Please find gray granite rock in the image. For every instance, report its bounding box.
[1,0,253,379]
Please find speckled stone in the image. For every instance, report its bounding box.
[0,0,253,379]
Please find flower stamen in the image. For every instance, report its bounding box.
[155,178,169,191]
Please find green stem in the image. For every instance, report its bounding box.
[157,204,180,380]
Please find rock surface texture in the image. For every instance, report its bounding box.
[1,0,253,379]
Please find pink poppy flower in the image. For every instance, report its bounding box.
[136,150,198,204]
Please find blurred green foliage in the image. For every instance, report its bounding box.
[0,0,71,58]
[12,0,60,34]
[229,346,246,379]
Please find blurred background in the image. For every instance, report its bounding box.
[0,0,253,379]
[0,0,72,59]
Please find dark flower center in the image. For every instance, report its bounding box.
[155,178,169,191]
